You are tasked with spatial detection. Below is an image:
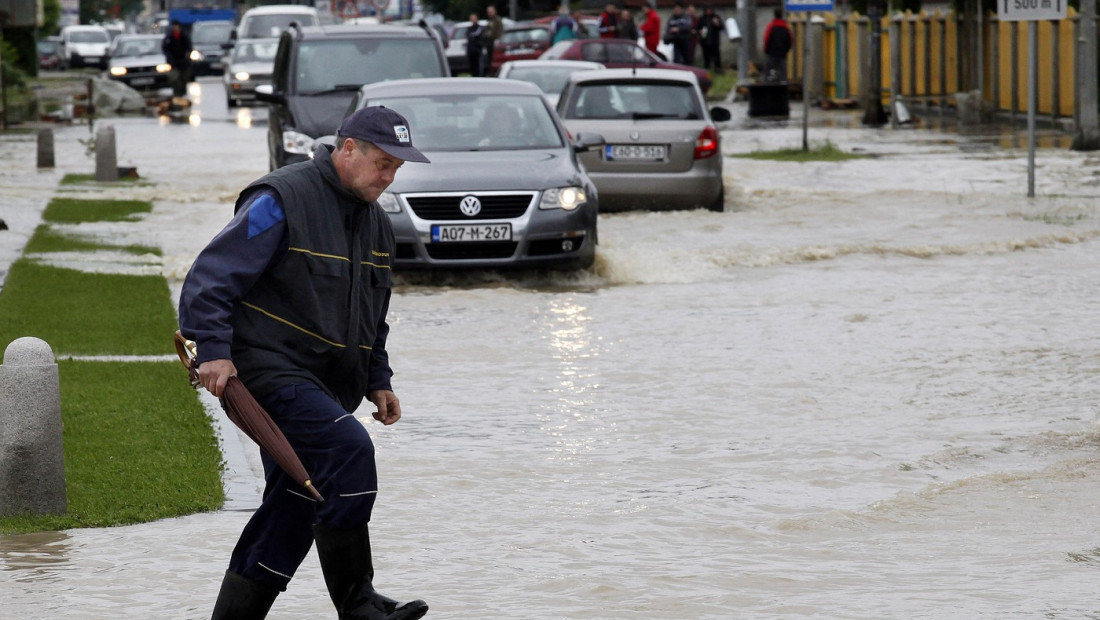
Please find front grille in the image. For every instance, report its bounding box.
[425,242,517,260]
[406,193,535,220]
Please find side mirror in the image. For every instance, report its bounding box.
[709,106,732,123]
[572,131,605,153]
[254,84,285,105]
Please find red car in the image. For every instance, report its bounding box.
[489,23,551,75]
[540,39,711,94]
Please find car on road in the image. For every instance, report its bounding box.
[59,24,111,69]
[320,77,602,270]
[496,59,604,107]
[556,68,731,212]
[488,23,550,75]
[189,19,235,75]
[541,38,712,94]
[236,4,320,39]
[37,37,62,71]
[223,38,278,107]
[257,21,449,170]
[106,34,172,91]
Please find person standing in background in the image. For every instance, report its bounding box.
[597,3,620,38]
[696,5,724,72]
[466,13,485,77]
[639,0,662,56]
[162,20,192,97]
[552,8,578,44]
[685,4,699,65]
[664,3,693,65]
[762,8,793,82]
[619,8,639,43]
[483,5,504,76]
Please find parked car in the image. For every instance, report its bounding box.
[541,39,712,94]
[236,4,320,39]
[488,23,550,75]
[189,19,235,75]
[224,38,278,107]
[319,78,602,270]
[59,24,111,69]
[257,22,449,170]
[37,37,62,71]
[444,17,514,74]
[556,68,731,212]
[496,59,604,107]
[106,34,172,91]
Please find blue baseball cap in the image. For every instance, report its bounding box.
[337,106,430,164]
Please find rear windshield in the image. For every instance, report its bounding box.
[232,40,278,63]
[192,22,234,44]
[505,66,587,95]
[366,94,564,151]
[294,38,444,93]
[500,28,548,46]
[242,13,318,38]
[569,82,702,120]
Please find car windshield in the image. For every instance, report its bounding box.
[242,13,317,38]
[570,82,701,120]
[233,40,278,62]
[69,30,109,44]
[114,38,159,57]
[192,22,233,44]
[295,39,444,94]
[505,66,586,95]
[366,94,564,151]
[38,41,59,53]
[501,28,548,45]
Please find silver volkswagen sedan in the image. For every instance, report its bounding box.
[321,77,603,270]
[557,68,732,212]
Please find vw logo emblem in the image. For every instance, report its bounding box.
[630,131,640,141]
[459,195,482,217]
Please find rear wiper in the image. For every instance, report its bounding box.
[631,112,677,120]
[302,84,362,96]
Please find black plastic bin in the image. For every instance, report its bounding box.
[747,83,790,118]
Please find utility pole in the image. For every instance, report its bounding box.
[1072,0,1099,151]
[862,0,886,126]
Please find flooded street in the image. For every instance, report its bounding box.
[3,77,1100,619]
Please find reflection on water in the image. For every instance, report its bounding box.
[235,107,253,129]
[0,531,72,577]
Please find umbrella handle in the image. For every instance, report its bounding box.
[173,330,201,388]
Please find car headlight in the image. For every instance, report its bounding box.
[234,71,250,82]
[109,66,127,76]
[190,50,204,62]
[156,63,172,73]
[539,186,587,211]
[375,192,401,213]
[282,131,315,155]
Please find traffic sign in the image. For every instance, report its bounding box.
[785,0,834,12]
[998,0,1066,21]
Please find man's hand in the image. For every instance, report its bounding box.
[369,389,402,425]
[197,359,237,398]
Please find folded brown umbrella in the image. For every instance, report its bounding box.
[174,331,324,503]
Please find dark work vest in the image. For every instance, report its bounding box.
[229,145,395,412]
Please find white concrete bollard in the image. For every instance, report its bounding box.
[94,124,118,183]
[0,337,66,517]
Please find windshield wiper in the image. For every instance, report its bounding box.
[631,112,680,120]
[302,84,363,96]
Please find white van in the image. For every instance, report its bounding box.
[59,24,112,69]
[236,5,320,39]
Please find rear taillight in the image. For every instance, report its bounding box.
[694,126,719,159]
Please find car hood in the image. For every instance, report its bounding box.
[288,93,357,139]
[388,150,586,194]
[110,53,167,68]
[228,60,273,75]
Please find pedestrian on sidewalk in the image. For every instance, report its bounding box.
[466,13,485,77]
[664,3,693,65]
[763,8,793,83]
[179,106,432,620]
[483,5,504,76]
[639,0,662,57]
[619,8,639,43]
[696,5,725,72]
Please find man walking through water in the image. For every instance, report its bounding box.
[161,19,192,97]
[179,106,431,620]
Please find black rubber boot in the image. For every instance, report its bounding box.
[210,570,279,620]
[313,523,429,620]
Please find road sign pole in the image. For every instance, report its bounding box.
[802,12,810,150]
[1027,19,1036,197]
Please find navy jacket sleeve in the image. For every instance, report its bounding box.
[367,289,394,393]
[178,190,288,364]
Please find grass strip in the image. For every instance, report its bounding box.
[731,141,869,162]
[23,224,161,257]
[0,260,178,356]
[60,173,147,186]
[0,360,224,534]
[42,198,152,224]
